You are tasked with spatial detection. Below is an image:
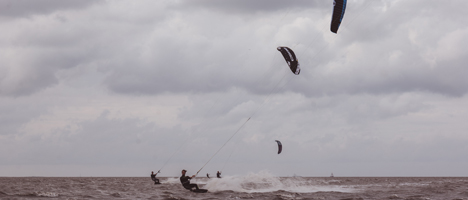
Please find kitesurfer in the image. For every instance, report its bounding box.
[180,169,199,191]
[151,171,160,184]
[217,171,221,178]
[207,173,210,178]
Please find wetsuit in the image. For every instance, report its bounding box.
[180,175,199,190]
[151,173,160,184]
[217,172,221,178]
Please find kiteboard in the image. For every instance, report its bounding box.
[191,189,208,193]
[154,182,161,185]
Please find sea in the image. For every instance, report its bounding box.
[1,172,468,200]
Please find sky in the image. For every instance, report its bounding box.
[1,0,468,177]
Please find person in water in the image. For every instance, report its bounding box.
[151,171,160,184]
[180,169,199,191]
[207,173,210,178]
[217,171,221,178]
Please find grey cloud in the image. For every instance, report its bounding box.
[101,0,468,98]
[329,135,468,163]
[0,97,48,135]
[2,0,468,177]
[176,0,326,14]
[0,3,154,96]
[0,110,183,165]
[0,46,95,96]
[0,0,102,18]
[3,0,466,98]
[291,7,468,98]
[102,15,280,95]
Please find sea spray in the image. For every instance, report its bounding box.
[203,170,354,193]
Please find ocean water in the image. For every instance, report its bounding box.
[1,172,468,199]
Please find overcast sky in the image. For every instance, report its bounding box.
[1,0,468,177]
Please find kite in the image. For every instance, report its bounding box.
[277,46,300,75]
[275,140,282,154]
[331,0,347,33]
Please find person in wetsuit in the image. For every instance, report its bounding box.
[216,171,221,178]
[151,171,160,184]
[180,169,199,191]
[207,173,210,178]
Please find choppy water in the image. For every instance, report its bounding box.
[1,172,468,199]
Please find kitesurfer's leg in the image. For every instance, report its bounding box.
[185,184,199,190]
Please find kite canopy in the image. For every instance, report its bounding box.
[330,0,347,33]
[275,140,282,154]
[277,46,300,75]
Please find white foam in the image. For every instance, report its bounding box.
[35,191,59,197]
[203,170,354,193]
[165,177,182,184]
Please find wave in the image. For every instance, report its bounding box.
[203,170,355,193]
